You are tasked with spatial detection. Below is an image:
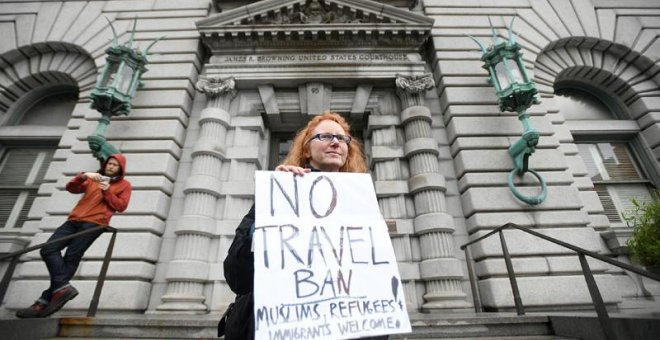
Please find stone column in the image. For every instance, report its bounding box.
[395,74,469,310]
[157,76,236,312]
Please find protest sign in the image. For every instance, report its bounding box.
[253,171,411,340]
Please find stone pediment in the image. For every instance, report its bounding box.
[197,0,434,51]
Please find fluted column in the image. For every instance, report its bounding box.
[157,76,236,312]
[396,74,469,310]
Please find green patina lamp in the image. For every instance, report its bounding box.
[88,19,160,162]
[469,18,547,205]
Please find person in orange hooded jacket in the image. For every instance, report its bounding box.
[16,154,132,318]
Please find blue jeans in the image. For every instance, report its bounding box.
[38,220,104,302]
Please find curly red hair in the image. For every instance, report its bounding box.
[281,112,368,173]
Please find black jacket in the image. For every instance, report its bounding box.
[224,204,255,295]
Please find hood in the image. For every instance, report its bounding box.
[101,153,127,180]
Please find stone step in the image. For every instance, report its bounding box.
[44,336,574,340]
[4,312,568,339]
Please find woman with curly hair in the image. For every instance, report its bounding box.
[220,112,387,339]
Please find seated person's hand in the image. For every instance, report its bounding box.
[275,165,311,176]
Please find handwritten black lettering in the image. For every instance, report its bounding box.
[270,174,299,217]
[309,176,337,218]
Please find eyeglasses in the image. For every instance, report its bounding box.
[307,133,352,144]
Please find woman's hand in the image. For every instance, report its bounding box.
[275,165,311,176]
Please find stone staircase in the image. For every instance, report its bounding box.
[2,312,580,340]
[4,309,660,339]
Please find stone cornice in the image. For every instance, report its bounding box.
[197,0,433,51]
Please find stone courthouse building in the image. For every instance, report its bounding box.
[1,0,659,318]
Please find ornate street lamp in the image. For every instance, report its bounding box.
[469,18,547,205]
[88,19,160,161]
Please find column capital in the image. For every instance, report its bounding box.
[196,75,237,99]
[395,73,435,107]
[395,73,434,94]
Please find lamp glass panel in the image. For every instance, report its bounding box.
[507,59,524,83]
[494,61,510,90]
[101,63,119,87]
[117,64,134,94]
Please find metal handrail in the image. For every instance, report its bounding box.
[460,222,660,340]
[0,225,117,317]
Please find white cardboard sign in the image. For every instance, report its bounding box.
[253,171,411,339]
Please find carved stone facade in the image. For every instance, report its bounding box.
[1,0,658,319]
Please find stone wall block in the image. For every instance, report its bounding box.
[448,117,554,139]
[152,0,209,10]
[121,176,174,195]
[121,108,189,123]
[579,190,605,213]
[587,214,610,230]
[564,155,588,177]
[469,227,600,260]
[26,232,161,261]
[77,120,186,146]
[231,116,265,134]
[61,154,178,180]
[220,180,255,197]
[226,146,260,163]
[478,275,622,308]
[465,210,590,233]
[27,196,52,220]
[455,149,567,176]
[144,63,198,80]
[108,215,166,234]
[131,90,193,112]
[641,123,660,148]
[389,219,415,235]
[19,261,155,280]
[217,220,242,236]
[451,137,510,154]
[125,191,171,219]
[398,262,421,281]
[404,138,439,157]
[461,186,583,216]
[138,39,201,55]
[409,172,447,195]
[475,255,608,277]
[458,171,573,192]
[367,115,400,132]
[111,141,182,160]
[476,257,550,277]
[637,112,660,129]
[371,146,404,160]
[6,280,151,310]
[374,180,409,197]
[414,212,455,234]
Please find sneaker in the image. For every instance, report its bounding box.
[43,285,78,317]
[16,301,48,318]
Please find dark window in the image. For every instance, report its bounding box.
[0,148,54,229]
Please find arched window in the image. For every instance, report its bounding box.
[0,86,78,229]
[557,86,656,226]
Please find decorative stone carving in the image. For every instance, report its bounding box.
[196,76,236,98]
[254,0,372,25]
[395,73,435,94]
